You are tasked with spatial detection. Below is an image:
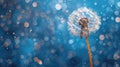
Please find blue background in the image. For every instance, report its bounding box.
[0,0,120,67]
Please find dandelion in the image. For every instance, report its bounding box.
[68,7,101,67]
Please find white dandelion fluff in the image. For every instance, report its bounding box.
[68,7,101,36]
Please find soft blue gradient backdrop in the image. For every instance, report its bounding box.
[0,0,120,67]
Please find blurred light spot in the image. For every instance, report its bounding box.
[115,17,120,23]
[58,0,63,3]
[25,0,30,3]
[102,18,106,21]
[81,43,85,48]
[114,11,119,16]
[0,15,3,18]
[117,2,120,7]
[24,22,29,28]
[20,55,24,59]
[8,20,12,25]
[44,36,49,41]
[16,5,21,9]
[99,34,105,40]
[55,3,62,10]
[15,37,20,44]
[99,50,103,54]
[33,38,37,42]
[34,57,42,65]
[9,10,12,13]
[69,39,74,44]
[115,63,119,67]
[17,16,22,21]
[32,2,37,7]
[107,41,112,46]
[51,49,56,54]
[60,17,65,23]
[38,60,42,65]
[24,60,30,64]
[108,0,114,5]
[21,32,25,36]
[0,23,4,27]
[91,46,96,52]
[30,29,32,32]
[62,3,67,10]
[7,59,12,64]
[15,45,19,48]
[0,0,4,3]
[13,32,15,35]
[4,39,11,47]
[58,24,64,30]
[94,60,100,65]
[106,7,113,12]
[94,2,97,6]
[34,42,40,50]
[111,17,114,20]
[33,21,37,25]
[68,51,75,59]
[21,10,25,14]
[114,53,120,60]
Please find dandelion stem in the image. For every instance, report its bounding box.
[85,37,93,67]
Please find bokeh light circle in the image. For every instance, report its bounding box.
[55,3,62,10]
[68,7,101,36]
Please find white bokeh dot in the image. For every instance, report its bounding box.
[94,2,97,6]
[32,2,37,7]
[115,17,120,23]
[55,3,62,10]
[69,39,74,44]
[117,2,120,7]
[25,0,31,3]
[99,34,105,40]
